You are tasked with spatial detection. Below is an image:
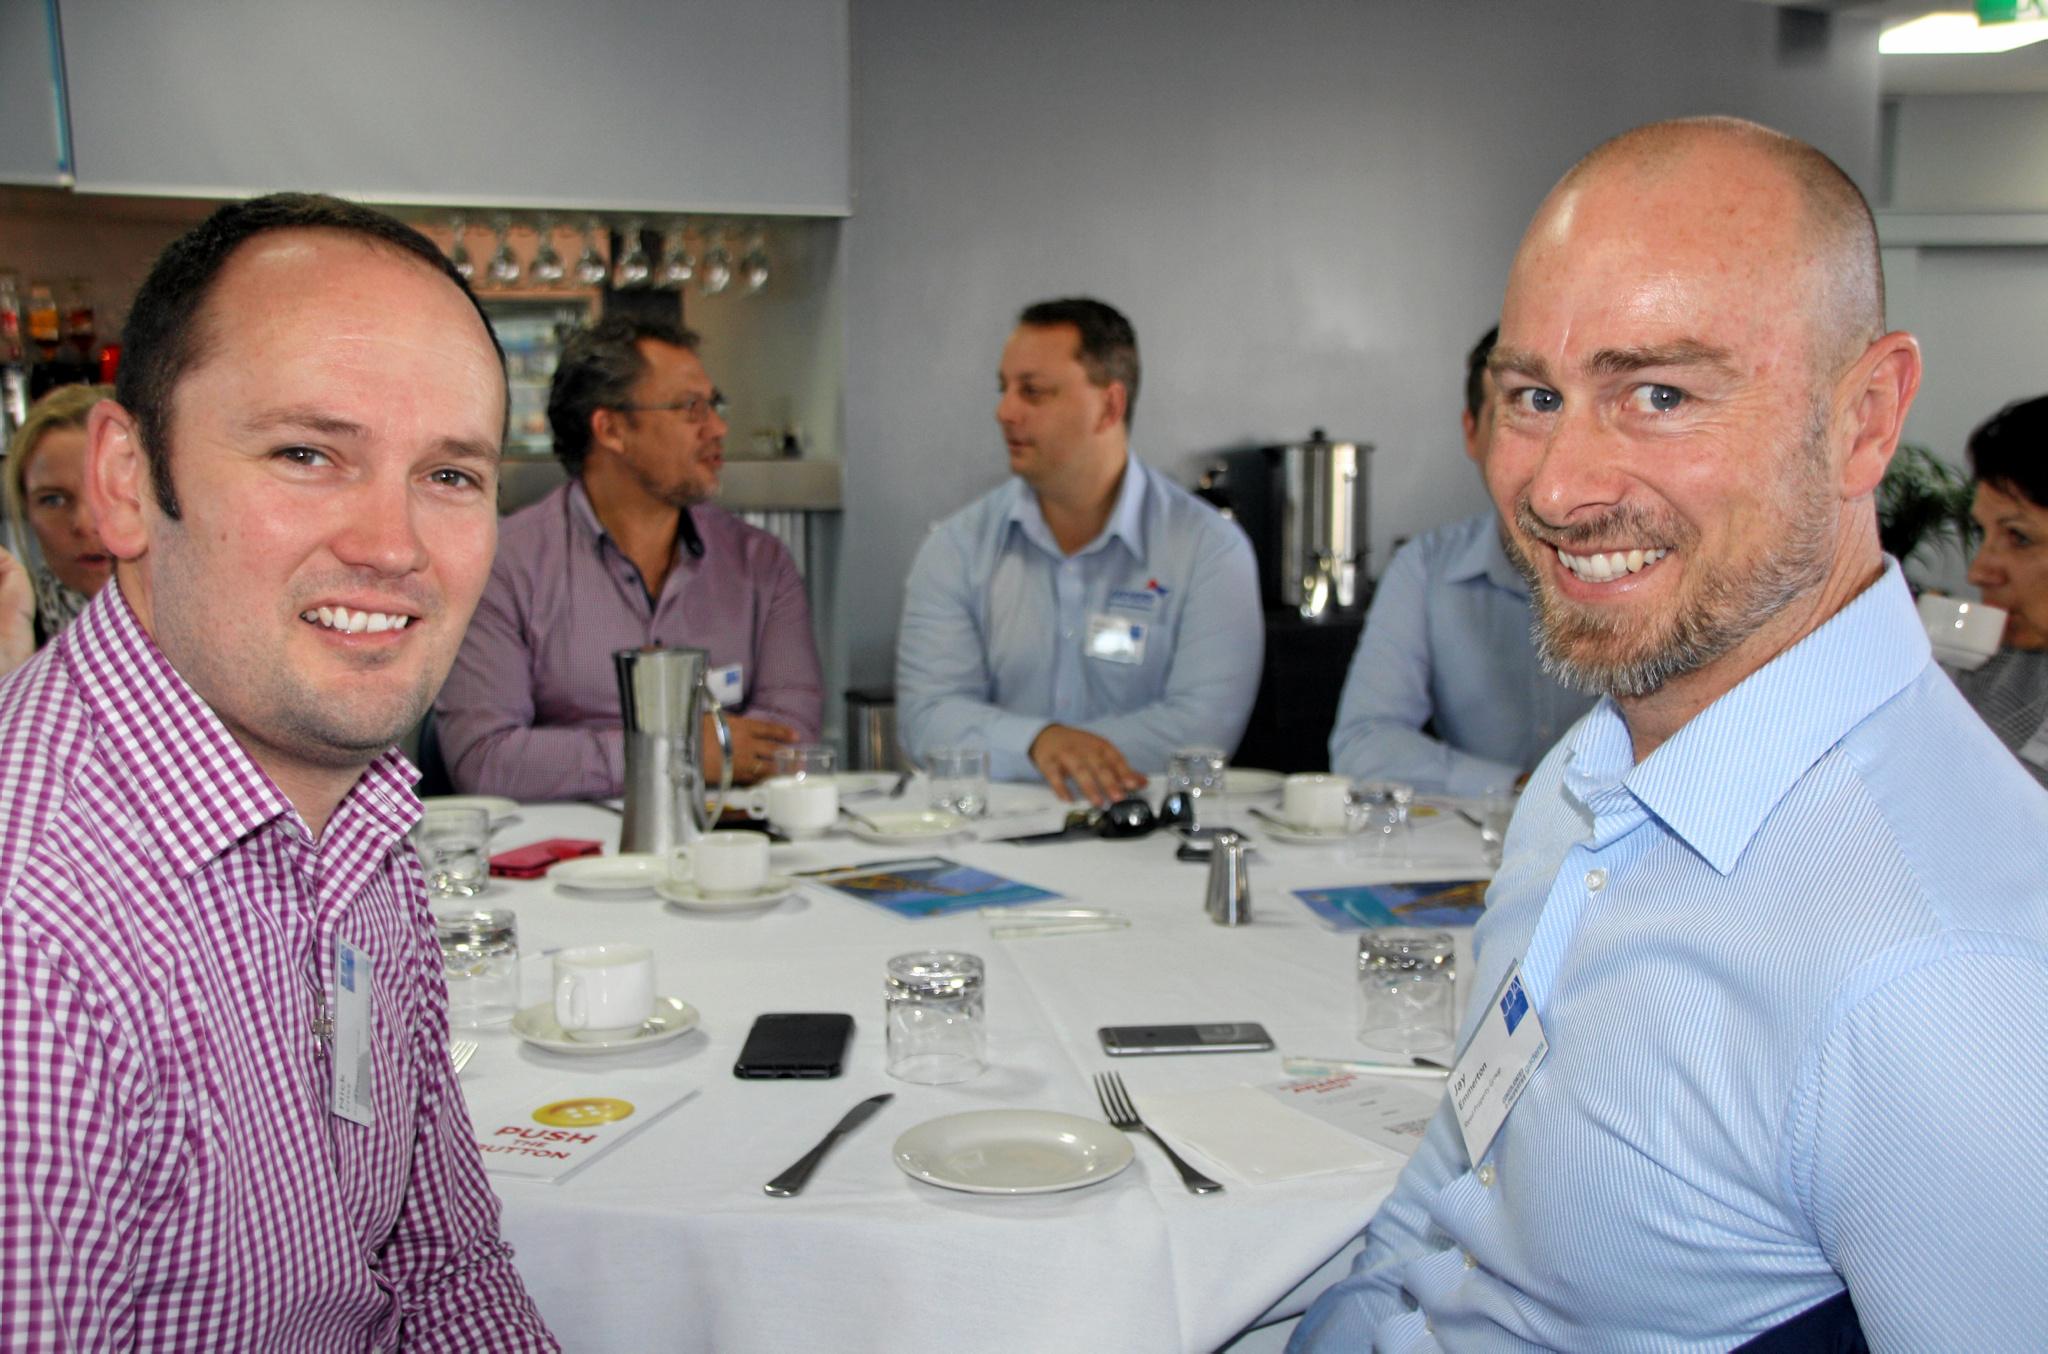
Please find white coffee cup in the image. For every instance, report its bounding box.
[742,774,839,838]
[1917,593,2006,671]
[553,943,655,1040]
[1283,773,1356,830]
[693,829,771,896]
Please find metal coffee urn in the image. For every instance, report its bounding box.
[1202,429,1373,620]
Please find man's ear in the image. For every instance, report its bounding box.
[589,406,629,461]
[85,401,154,561]
[1837,331,1923,500]
[1096,381,1128,436]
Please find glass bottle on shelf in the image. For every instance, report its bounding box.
[0,272,26,435]
[63,278,95,365]
[26,284,59,362]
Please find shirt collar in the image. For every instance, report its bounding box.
[569,477,704,560]
[1007,453,1149,560]
[64,580,422,879]
[1563,559,1928,875]
[1443,514,1530,596]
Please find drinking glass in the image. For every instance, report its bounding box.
[484,215,522,288]
[1357,929,1457,1058]
[436,908,520,1028]
[612,217,652,290]
[1354,780,1415,839]
[572,217,609,287]
[1166,746,1228,831]
[773,743,836,780]
[697,225,733,296]
[655,223,696,289]
[414,806,489,900]
[927,746,991,819]
[445,214,474,282]
[885,950,986,1084]
[741,229,771,294]
[1474,793,1517,869]
[526,214,566,287]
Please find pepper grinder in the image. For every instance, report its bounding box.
[1204,831,1252,926]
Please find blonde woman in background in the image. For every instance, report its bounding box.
[2,383,114,676]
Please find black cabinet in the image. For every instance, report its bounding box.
[1231,609,1365,773]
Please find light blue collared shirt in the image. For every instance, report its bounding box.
[896,455,1263,779]
[1330,511,1595,794]
[1293,560,2048,1351]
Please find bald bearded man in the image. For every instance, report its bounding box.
[1291,118,2048,1351]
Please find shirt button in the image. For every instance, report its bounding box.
[1477,1163,1496,1188]
[1585,868,1607,892]
[1463,1251,1478,1269]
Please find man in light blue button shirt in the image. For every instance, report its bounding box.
[1294,118,2048,1350]
[896,299,1262,804]
[1329,328,1594,793]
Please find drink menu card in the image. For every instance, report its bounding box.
[809,856,1060,919]
[465,1076,697,1184]
[1265,1071,1445,1159]
[1294,879,1489,931]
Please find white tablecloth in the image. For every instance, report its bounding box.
[459,784,1491,1353]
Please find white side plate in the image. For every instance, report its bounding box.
[511,996,699,1054]
[892,1109,1135,1195]
[549,853,670,896]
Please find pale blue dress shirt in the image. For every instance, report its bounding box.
[1292,560,2048,1351]
[896,455,1263,779]
[1329,512,1594,794]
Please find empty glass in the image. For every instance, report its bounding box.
[1354,780,1415,842]
[697,225,733,297]
[1474,793,1517,869]
[741,229,771,293]
[885,950,986,1084]
[445,214,474,282]
[612,218,652,289]
[927,746,991,819]
[1166,746,1228,831]
[655,223,696,289]
[436,908,520,1028]
[484,215,522,288]
[572,217,609,287]
[1357,929,1457,1058]
[526,214,566,287]
[414,806,489,900]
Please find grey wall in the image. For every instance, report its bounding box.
[1887,92,2048,212]
[835,0,1883,692]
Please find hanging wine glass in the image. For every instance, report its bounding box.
[484,215,522,288]
[526,214,566,287]
[741,227,771,295]
[446,214,474,282]
[655,222,696,289]
[572,217,609,288]
[612,218,652,290]
[697,223,733,297]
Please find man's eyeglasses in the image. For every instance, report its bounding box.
[613,391,729,423]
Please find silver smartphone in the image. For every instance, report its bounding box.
[1098,1022,1274,1056]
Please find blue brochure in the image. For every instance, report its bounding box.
[1294,879,1489,931]
[810,856,1061,919]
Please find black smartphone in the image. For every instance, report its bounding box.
[734,1012,854,1079]
[1098,1022,1274,1056]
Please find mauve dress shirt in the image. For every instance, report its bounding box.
[0,582,555,1350]
[435,480,824,801]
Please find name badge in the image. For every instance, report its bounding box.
[709,663,745,706]
[1106,587,1159,614]
[1084,613,1147,665]
[331,939,375,1127]
[1450,960,1548,1167]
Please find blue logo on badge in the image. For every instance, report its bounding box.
[1499,977,1529,1034]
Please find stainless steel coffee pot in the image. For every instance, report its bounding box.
[615,646,733,856]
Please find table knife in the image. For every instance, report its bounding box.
[763,1092,894,1197]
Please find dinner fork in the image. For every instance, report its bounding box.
[1094,1071,1222,1195]
[448,1040,479,1075]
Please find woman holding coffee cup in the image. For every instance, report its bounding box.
[1955,394,2048,786]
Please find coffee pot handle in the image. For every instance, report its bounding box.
[705,699,734,821]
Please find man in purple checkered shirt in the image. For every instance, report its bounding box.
[0,196,558,1348]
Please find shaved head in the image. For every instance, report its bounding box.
[1552,116,1883,376]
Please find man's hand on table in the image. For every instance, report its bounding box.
[702,711,799,786]
[1029,724,1147,807]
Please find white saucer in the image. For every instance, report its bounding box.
[1259,818,1366,845]
[893,1109,1135,1195]
[422,794,520,824]
[656,874,798,912]
[835,771,906,797]
[846,809,971,844]
[511,996,700,1054]
[549,853,669,896]
[1224,767,1284,796]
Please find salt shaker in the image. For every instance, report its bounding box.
[1204,831,1252,926]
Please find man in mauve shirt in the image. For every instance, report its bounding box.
[435,316,824,800]
[0,195,556,1348]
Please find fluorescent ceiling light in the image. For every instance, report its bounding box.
[1880,11,2048,54]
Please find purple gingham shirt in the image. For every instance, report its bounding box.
[0,582,557,1351]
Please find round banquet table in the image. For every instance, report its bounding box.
[454,777,1492,1353]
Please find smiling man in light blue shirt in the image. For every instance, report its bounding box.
[1330,328,1593,793]
[1294,118,2048,1351]
[896,299,1261,805]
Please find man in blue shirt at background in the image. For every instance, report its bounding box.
[896,298,1261,806]
[1294,116,2048,1351]
[1328,327,1593,793]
